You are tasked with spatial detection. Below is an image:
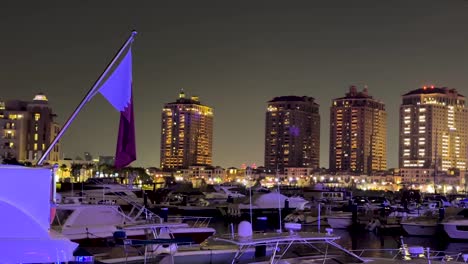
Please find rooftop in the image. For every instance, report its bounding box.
[268,95,316,103]
[403,87,465,97]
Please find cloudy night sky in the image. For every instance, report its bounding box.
[1,0,468,169]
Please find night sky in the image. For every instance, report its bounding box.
[1,1,468,169]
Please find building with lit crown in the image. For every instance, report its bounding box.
[0,93,60,164]
[264,96,320,172]
[399,86,468,186]
[160,90,213,169]
[329,86,387,175]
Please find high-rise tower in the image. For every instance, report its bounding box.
[399,87,468,172]
[0,93,60,163]
[160,90,213,169]
[330,86,387,175]
[264,96,320,172]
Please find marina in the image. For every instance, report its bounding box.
[3,2,468,263]
[0,160,445,263]
[54,177,468,263]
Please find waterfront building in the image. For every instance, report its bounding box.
[177,165,225,182]
[0,93,60,164]
[399,87,468,188]
[84,152,93,161]
[283,167,314,186]
[329,86,387,175]
[264,96,320,172]
[399,168,461,192]
[56,158,95,182]
[98,156,115,166]
[160,90,213,169]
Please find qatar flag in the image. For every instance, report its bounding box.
[98,49,136,168]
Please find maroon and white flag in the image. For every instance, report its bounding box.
[98,49,136,168]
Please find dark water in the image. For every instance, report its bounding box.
[209,219,468,254]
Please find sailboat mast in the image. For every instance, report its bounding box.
[276,166,282,232]
[434,130,438,194]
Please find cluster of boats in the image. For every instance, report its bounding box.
[283,193,468,240]
[4,165,468,263]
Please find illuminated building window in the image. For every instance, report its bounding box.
[34,143,38,151]
[34,133,38,141]
[34,113,40,121]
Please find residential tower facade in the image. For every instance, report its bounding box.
[264,96,320,172]
[160,90,213,169]
[329,86,387,175]
[399,87,468,183]
[0,93,60,164]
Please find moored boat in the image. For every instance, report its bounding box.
[52,202,215,246]
[401,218,438,236]
[326,212,353,229]
[0,165,78,263]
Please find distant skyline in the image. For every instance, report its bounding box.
[1,1,468,169]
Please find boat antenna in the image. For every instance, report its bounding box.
[277,165,282,233]
[434,130,438,194]
[248,166,253,225]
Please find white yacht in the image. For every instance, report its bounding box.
[60,182,144,206]
[401,216,438,236]
[0,165,77,263]
[96,221,468,264]
[326,212,353,229]
[228,191,309,217]
[204,185,246,200]
[440,209,468,240]
[52,203,216,245]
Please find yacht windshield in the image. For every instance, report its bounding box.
[52,209,74,227]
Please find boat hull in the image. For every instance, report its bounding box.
[70,229,215,246]
[442,223,468,240]
[327,216,352,229]
[401,223,437,236]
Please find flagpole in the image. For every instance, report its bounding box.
[37,30,138,165]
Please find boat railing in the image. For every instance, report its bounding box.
[165,216,212,228]
[349,247,467,263]
[112,191,163,224]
